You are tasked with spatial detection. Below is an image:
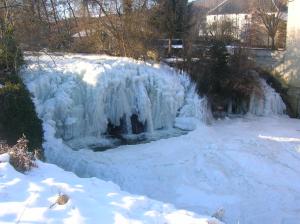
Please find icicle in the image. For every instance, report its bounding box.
[22,54,210,147]
[249,78,286,116]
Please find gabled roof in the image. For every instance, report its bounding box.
[191,0,224,11]
[208,0,278,15]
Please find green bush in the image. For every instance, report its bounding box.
[0,24,24,72]
[0,75,43,150]
[189,41,262,116]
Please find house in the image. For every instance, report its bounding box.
[189,0,224,37]
[203,0,284,46]
[206,0,255,39]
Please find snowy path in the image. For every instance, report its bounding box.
[45,116,300,224]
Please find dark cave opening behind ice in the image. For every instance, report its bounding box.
[22,54,286,151]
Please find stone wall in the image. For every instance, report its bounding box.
[282,0,300,117]
[248,49,286,75]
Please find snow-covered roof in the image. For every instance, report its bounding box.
[208,0,278,15]
[191,0,224,10]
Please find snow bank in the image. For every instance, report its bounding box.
[0,153,221,224]
[22,54,210,148]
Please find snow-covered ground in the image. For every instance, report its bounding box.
[38,116,300,224]
[17,53,300,223]
[0,154,220,224]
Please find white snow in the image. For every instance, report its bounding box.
[174,117,198,131]
[19,53,300,223]
[0,154,221,224]
[37,116,300,224]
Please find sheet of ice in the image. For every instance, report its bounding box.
[40,116,300,224]
[0,154,221,224]
[22,53,210,147]
[174,117,198,131]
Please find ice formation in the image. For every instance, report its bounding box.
[22,54,287,150]
[22,54,210,148]
[18,54,295,223]
[249,78,286,116]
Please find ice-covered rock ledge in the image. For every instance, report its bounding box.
[22,53,210,149]
[0,153,221,224]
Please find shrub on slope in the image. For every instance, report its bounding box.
[0,75,43,150]
[0,21,43,150]
[0,135,36,172]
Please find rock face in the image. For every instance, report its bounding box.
[22,54,210,148]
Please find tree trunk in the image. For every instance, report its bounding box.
[41,0,51,29]
[66,0,82,40]
[49,0,59,33]
[168,37,172,57]
[271,35,276,50]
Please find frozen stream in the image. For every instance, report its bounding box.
[21,54,299,223]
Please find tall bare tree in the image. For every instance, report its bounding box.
[151,0,189,56]
[253,0,287,50]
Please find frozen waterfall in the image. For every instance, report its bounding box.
[22,54,210,149]
[22,54,286,151]
[249,78,286,116]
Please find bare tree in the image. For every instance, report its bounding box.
[1,0,160,57]
[253,0,287,50]
[151,0,189,56]
[206,18,238,42]
[80,0,156,58]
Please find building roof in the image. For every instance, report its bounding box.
[191,0,224,11]
[207,0,278,15]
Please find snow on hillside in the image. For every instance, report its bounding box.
[0,153,221,224]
